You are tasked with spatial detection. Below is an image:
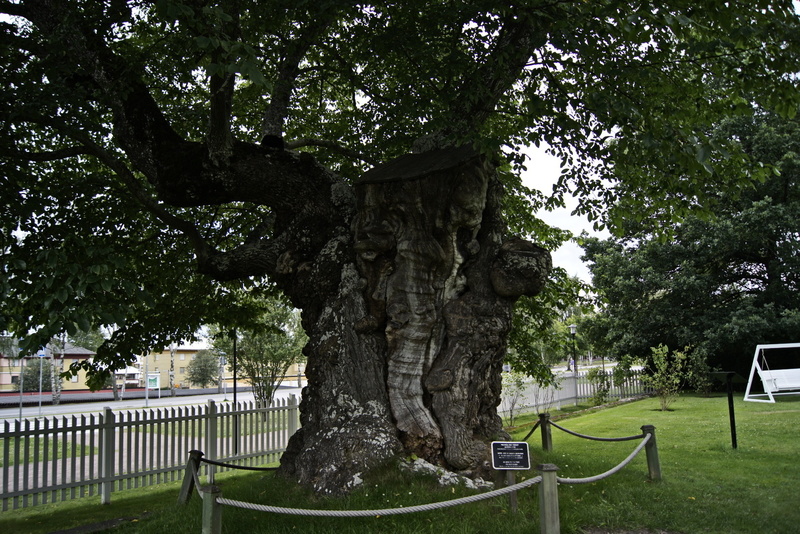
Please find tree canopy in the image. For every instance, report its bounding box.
[583,113,800,376]
[1,2,797,373]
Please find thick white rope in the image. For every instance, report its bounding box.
[198,430,653,516]
[557,433,651,485]
[216,475,543,517]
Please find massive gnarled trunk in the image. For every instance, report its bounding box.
[277,146,550,493]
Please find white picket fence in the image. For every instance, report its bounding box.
[500,369,650,417]
[0,397,298,511]
[2,371,648,512]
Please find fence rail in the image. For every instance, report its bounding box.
[501,368,650,417]
[0,397,298,511]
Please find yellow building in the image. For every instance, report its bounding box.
[136,342,306,391]
[137,342,208,390]
[0,341,95,392]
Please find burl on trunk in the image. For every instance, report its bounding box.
[279,147,550,494]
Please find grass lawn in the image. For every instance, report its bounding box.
[1,393,798,533]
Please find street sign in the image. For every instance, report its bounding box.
[491,441,531,470]
[146,373,160,389]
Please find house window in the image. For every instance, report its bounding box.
[71,375,78,383]
[179,367,185,374]
[154,354,159,361]
[180,354,185,360]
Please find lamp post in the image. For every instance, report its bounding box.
[218,352,226,396]
[169,342,176,397]
[37,351,45,417]
[144,353,149,407]
[232,328,239,454]
[569,323,577,373]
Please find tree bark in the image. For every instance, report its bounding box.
[277,147,551,493]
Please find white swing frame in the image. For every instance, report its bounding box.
[744,342,800,403]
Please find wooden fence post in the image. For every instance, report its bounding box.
[537,463,560,534]
[539,413,552,452]
[201,484,223,534]
[177,450,204,504]
[100,407,115,505]
[641,425,662,481]
[505,471,518,514]
[206,400,218,483]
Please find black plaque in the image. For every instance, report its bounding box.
[491,441,531,470]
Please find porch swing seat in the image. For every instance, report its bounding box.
[744,343,800,403]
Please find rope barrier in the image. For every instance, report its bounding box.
[556,433,651,485]
[549,420,645,442]
[191,463,204,498]
[183,418,660,533]
[216,475,543,517]
[199,457,279,472]
[521,419,541,442]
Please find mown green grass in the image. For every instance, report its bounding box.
[2,394,798,533]
[518,394,800,533]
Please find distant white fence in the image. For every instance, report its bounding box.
[500,369,650,417]
[0,397,298,511]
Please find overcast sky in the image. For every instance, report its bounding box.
[520,147,609,283]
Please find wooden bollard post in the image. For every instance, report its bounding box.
[537,464,560,534]
[539,413,552,452]
[506,471,518,514]
[641,425,662,482]
[202,484,223,534]
[178,450,204,504]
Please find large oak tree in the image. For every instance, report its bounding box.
[583,113,800,376]
[1,1,797,493]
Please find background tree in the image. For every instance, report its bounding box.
[16,357,52,393]
[642,345,688,411]
[0,1,798,493]
[507,272,589,382]
[213,301,305,408]
[583,113,800,377]
[68,329,107,353]
[186,349,219,388]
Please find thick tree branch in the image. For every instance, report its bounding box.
[455,11,549,129]
[20,0,339,221]
[261,13,339,141]
[207,71,236,165]
[414,9,552,151]
[206,8,240,165]
[39,117,344,282]
[22,0,185,183]
[0,145,91,161]
[285,138,378,165]
[46,120,214,264]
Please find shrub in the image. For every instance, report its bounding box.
[642,344,687,411]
